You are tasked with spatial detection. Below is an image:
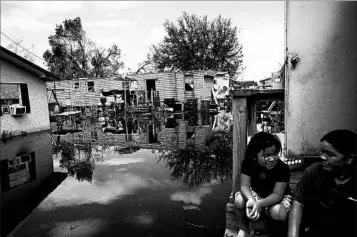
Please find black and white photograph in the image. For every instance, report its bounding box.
[1,1,356,237]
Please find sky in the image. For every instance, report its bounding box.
[0,1,285,81]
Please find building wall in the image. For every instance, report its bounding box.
[176,73,185,102]
[46,78,124,106]
[132,72,181,103]
[0,59,51,135]
[215,74,230,89]
[285,1,357,156]
[132,71,215,109]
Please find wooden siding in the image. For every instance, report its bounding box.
[176,72,185,102]
[130,73,181,103]
[59,118,198,150]
[47,71,219,108]
[46,79,124,106]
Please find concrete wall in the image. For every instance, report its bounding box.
[285,2,357,156]
[0,59,51,135]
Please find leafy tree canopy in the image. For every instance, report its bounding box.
[149,12,244,78]
[43,17,124,80]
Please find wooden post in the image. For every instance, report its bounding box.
[232,97,247,199]
[124,79,129,142]
[248,99,257,136]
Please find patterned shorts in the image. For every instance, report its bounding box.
[235,189,293,214]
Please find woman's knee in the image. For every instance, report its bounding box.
[234,192,246,209]
[268,204,287,221]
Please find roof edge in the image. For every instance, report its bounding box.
[0,46,61,81]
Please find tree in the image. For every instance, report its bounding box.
[43,17,124,80]
[149,12,244,78]
[91,44,124,78]
[6,39,36,63]
[134,54,159,74]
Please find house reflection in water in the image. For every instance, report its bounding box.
[0,130,54,236]
[56,112,232,188]
[65,112,216,150]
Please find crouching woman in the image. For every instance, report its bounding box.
[235,132,292,237]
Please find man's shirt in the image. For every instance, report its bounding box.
[294,164,356,237]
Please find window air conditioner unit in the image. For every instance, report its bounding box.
[9,104,26,116]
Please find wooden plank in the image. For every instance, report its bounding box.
[232,97,247,197]
[230,89,284,97]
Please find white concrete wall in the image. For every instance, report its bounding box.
[285,2,357,156]
[0,59,51,135]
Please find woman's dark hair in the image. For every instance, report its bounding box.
[246,132,282,161]
[320,130,356,157]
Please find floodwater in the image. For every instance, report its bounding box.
[1,112,233,237]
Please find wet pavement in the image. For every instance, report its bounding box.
[2,112,233,237]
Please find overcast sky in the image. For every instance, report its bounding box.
[0,1,284,81]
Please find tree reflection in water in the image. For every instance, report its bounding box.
[157,131,233,188]
[55,141,141,182]
[58,141,103,183]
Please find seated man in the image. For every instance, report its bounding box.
[288,130,356,237]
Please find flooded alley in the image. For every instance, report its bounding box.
[2,112,233,237]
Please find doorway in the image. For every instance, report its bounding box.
[146,80,156,102]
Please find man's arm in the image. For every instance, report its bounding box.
[288,200,304,237]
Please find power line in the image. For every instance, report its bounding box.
[1,31,46,62]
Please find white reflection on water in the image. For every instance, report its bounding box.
[39,172,150,210]
[170,187,212,206]
[182,205,201,211]
[47,218,106,237]
[100,157,146,166]
[134,213,156,225]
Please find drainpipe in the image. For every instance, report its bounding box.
[284,1,289,157]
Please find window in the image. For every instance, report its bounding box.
[184,75,194,91]
[87,82,94,92]
[74,82,80,89]
[0,83,30,116]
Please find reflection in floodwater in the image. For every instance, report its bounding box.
[0,130,57,237]
[56,140,142,183]
[58,142,101,182]
[54,112,232,188]
[157,131,232,188]
[8,112,233,237]
[59,142,95,183]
